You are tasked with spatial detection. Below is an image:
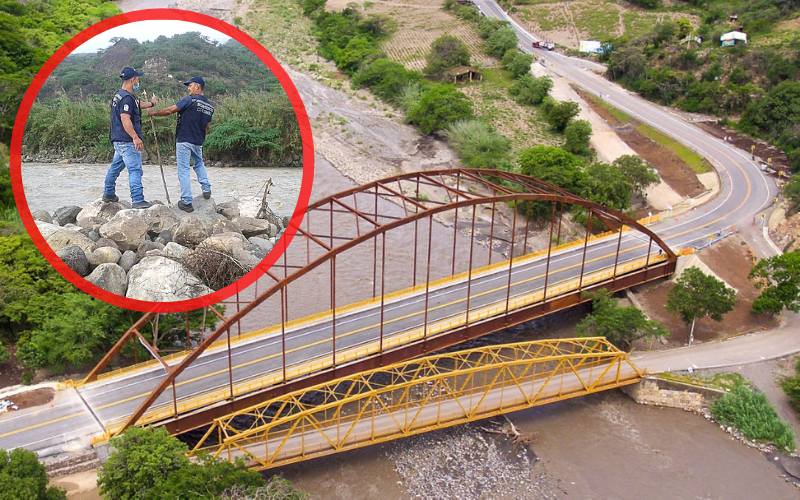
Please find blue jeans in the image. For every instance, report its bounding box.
[176,142,211,205]
[105,142,144,203]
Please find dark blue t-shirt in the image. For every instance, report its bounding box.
[109,89,143,143]
[175,95,214,146]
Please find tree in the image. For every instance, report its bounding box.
[613,155,660,195]
[153,454,265,499]
[502,50,534,79]
[582,162,633,211]
[509,74,552,105]
[0,448,66,499]
[666,266,736,344]
[749,251,800,315]
[406,85,474,134]
[485,26,518,57]
[563,119,593,155]
[518,146,584,193]
[577,289,667,350]
[424,34,470,79]
[97,427,189,500]
[541,98,580,132]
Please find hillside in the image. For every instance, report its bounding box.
[39,32,280,100]
[508,0,800,171]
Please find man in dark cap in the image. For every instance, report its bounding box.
[103,66,157,209]
[148,76,214,213]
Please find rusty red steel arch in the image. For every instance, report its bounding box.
[85,169,676,434]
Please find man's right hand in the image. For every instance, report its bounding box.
[133,137,144,151]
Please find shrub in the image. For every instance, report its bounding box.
[442,120,511,170]
[352,58,426,103]
[710,385,796,451]
[502,50,534,79]
[485,25,518,57]
[509,74,552,105]
[0,343,9,364]
[406,85,474,134]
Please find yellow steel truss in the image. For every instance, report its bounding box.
[190,337,643,470]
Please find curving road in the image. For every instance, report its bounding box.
[0,2,788,460]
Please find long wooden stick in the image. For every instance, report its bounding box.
[143,91,171,207]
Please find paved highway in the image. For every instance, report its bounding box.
[0,2,786,458]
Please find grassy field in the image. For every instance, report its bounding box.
[659,372,748,392]
[514,1,700,49]
[582,91,712,174]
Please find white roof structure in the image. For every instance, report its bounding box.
[720,31,747,43]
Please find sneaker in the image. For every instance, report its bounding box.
[202,190,211,200]
[102,193,119,203]
[132,201,152,209]
[177,200,194,213]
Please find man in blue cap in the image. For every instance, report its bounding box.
[148,76,214,213]
[103,66,157,209]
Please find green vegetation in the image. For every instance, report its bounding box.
[501,50,535,80]
[659,371,748,392]
[424,34,471,80]
[595,0,800,170]
[787,177,800,214]
[711,385,796,451]
[563,119,592,155]
[666,266,737,345]
[0,343,9,364]
[577,289,667,350]
[781,357,800,414]
[442,120,512,170]
[0,448,66,499]
[23,33,301,165]
[614,154,660,195]
[97,427,304,500]
[0,0,121,143]
[581,91,712,173]
[748,250,800,315]
[406,85,474,134]
[508,74,553,105]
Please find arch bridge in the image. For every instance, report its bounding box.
[79,169,675,439]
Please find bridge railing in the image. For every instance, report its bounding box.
[188,337,641,469]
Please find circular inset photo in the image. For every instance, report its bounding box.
[11,10,313,312]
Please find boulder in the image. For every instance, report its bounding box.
[231,243,268,269]
[216,201,240,220]
[171,216,209,247]
[155,237,166,245]
[87,247,122,266]
[31,209,52,224]
[142,204,179,235]
[85,263,127,296]
[76,216,107,229]
[198,232,248,254]
[95,238,119,251]
[87,231,100,242]
[282,216,291,229]
[55,246,89,277]
[136,241,165,260]
[211,218,242,235]
[118,250,138,272]
[163,242,190,259]
[158,230,172,244]
[35,221,63,240]
[46,229,97,257]
[99,211,149,252]
[126,256,213,302]
[52,205,82,226]
[76,201,124,225]
[248,236,274,253]
[232,216,276,238]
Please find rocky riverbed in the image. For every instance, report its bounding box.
[31,196,287,301]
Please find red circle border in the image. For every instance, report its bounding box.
[9,9,314,313]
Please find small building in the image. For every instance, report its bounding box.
[447,66,482,84]
[579,40,604,54]
[720,31,747,47]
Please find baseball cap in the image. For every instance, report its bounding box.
[183,76,205,88]
[120,67,144,80]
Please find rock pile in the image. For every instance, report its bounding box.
[32,197,288,302]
